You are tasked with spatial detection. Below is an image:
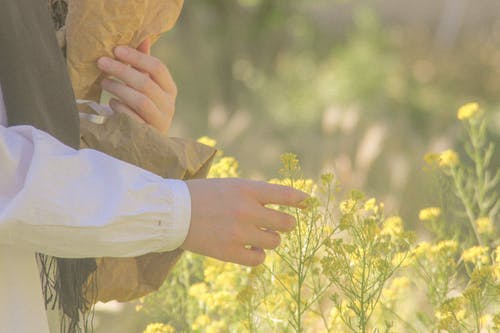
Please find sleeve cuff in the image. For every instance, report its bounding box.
[157,179,191,252]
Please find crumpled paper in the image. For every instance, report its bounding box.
[65,0,184,102]
[90,250,184,303]
[80,112,216,302]
[80,112,216,180]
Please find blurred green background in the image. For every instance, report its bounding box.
[159,0,499,223]
[95,0,500,331]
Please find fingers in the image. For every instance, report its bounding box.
[247,228,281,250]
[232,225,281,251]
[100,78,171,132]
[258,207,296,233]
[230,195,297,234]
[252,181,310,208]
[113,45,177,95]
[96,41,177,134]
[97,56,171,112]
[136,37,151,55]
[108,98,145,124]
[233,246,266,267]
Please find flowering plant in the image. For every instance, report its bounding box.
[138,103,498,332]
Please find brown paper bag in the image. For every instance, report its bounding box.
[80,112,216,302]
[80,112,216,181]
[65,0,184,102]
[90,250,184,303]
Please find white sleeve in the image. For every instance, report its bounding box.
[0,124,191,258]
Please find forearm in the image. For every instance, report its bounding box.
[0,124,191,258]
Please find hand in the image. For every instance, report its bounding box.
[97,37,177,134]
[182,178,309,266]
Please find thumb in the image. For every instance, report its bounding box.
[137,36,152,55]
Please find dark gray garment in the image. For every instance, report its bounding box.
[0,0,79,148]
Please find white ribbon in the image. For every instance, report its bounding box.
[77,99,114,124]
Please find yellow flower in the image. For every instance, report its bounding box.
[364,198,378,213]
[419,207,441,221]
[435,297,466,331]
[342,302,357,319]
[431,240,458,256]
[392,252,411,267]
[382,276,410,303]
[392,276,410,289]
[480,314,493,328]
[457,102,480,120]
[494,313,500,331]
[438,149,459,168]
[381,216,404,237]
[322,224,334,236]
[321,173,334,185]
[327,306,344,328]
[237,285,255,303]
[197,136,217,148]
[262,292,286,310]
[205,291,233,310]
[462,246,489,265]
[475,217,493,235]
[296,178,316,194]
[340,199,356,214]
[143,323,176,333]
[206,320,227,333]
[456,309,467,321]
[208,157,239,178]
[191,315,211,331]
[188,282,208,298]
[412,241,431,258]
[423,152,440,166]
[270,177,316,194]
[492,263,500,282]
[280,153,301,174]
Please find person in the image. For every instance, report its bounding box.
[0,0,308,332]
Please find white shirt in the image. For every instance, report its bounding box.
[0,84,192,332]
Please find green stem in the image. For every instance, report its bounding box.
[472,297,481,333]
[469,124,487,217]
[379,302,419,333]
[359,247,367,333]
[290,177,303,333]
[450,167,482,246]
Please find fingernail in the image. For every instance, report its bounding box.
[114,46,129,57]
[97,57,113,69]
[298,197,310,209]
